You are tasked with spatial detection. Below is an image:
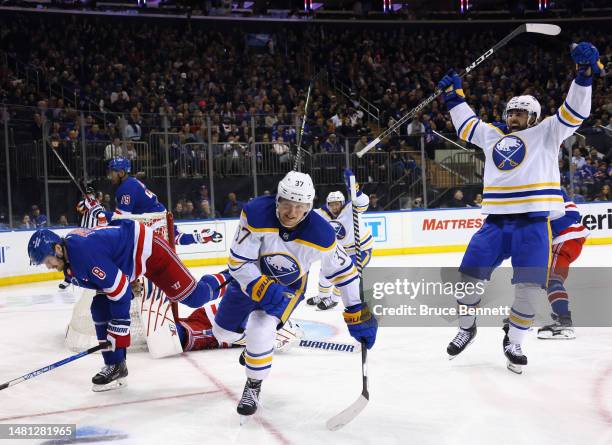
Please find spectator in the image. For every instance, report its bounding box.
[321,134,342,153]
[198,200,217,219]
[367,193,382,212]
[447,190,467,208]
[57,215,69,226]
[105,137,124,161]
[183,201,195,219]
[20,214,34,229]
[571,148,586,170]
[272,136,291,165]
[174,202,185,220]
[125,143,138,161]
[103,194,113,211]
[471,193,483,207]
[412,197,424,209]
[354,135,369,154]
[30,205,48,227]
[594,184,612,201]
[223,192,245,218]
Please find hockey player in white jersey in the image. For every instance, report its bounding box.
[308,170,373,310]
[211,171,378,418]
[439,42,599,373]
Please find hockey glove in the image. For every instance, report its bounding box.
[571,42,603,76]
[344,169,362,197]
[247,275,293,316]
[107,319,131,351]
[437,70,465,109]
[194,228,223,244]
[343,302,377,349]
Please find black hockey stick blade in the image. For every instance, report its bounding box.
[525,23,561,35]
[326,341,369,431]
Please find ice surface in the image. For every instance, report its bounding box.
[1,246,611,445]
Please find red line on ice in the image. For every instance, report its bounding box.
[0,389,221,421]
[182,354,292,445]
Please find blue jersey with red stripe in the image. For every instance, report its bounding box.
[63,220,153,301]
[115,176,166,215]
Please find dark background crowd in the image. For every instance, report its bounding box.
[0,12,610,228]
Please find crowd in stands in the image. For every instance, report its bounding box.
[0,14,610,225]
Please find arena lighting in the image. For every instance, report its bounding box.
[539,0,549,11]
[460,0,470,13]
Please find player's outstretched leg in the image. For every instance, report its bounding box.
[503,324,527,374]
[92,361,128,392]
[447,323,477,359]
[538,312,574,339]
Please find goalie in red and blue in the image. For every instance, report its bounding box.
[211,170,378,420]
[439,41,598,374]
[77,157,221,246]
[27,221,227,392]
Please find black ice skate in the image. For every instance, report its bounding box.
[239,350,246,366]
[503,324,527,374]
[306,296,321,306]
[537,312,575,340]
[58,280,70,291]
[92,361,128,392]
[317,296,338,311]
[237,378,262,423]
[447,324,477,359]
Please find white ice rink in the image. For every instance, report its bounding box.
[1,247,612,445]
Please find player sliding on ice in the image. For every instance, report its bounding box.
[211,171,378,420]
[309,170,373,310]
[28,221,228,391]
[439,42,599,373]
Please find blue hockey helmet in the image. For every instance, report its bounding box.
[108,157,131,173]
[28,229,62,265]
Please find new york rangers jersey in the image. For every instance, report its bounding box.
[63,220,153,301]
[315,192,373,256]
[550,191,589,245]
[449,79,591,215]
[115,176,166,216]
[228,196,361,308]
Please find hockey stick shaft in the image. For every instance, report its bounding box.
[50,146,87,196]
[293,80,314,172]
[356,23,561,158]
[0,342,109,391]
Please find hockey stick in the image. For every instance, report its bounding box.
[49,146,87,196]
[356,23,561,158]
[293,70,326,172]
[298,339,361,354]
[0,342,109,391]
[326,173,369,431]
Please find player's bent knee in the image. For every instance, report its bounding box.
[211,318,244,345]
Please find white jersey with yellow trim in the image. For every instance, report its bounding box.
[449,79,591,215]
[227,196,361,309]
[314,192,373,255]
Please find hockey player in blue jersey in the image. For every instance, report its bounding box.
[439,42,599,373]
[79,157,221,246]
[211,170,378,419]
[28,221,225,391]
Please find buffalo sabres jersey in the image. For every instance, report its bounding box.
[550,190,589,245]
[228,196,361,309]
[114,176,166,216]
[449,79,591,215]
[314,192,373,255]
[63,220,153,302]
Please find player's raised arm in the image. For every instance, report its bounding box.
[544,42,598,144]
[438,70,506,152]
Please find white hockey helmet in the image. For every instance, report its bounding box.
[276,171,315,226]
[326,191,345,206]
[504,95,541,127]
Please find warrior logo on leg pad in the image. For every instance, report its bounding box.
[493,135,527,171]
[260,253,301,286]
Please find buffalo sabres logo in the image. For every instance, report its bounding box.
[329,220,347,240]
[492,135,526,171]
[260,253,301,286]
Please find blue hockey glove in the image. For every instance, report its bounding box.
[247,275,293,316]
[437,70,465,109]
[571,42,603,76]
[343,169,362,197]
[343,302,378,349]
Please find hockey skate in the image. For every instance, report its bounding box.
[316,296,338,311]
[237,378,262,424]
[58,280,70,291]
[92,361,128,392]
[447,324,477,359]
[503,324,527,374]
[306,295,321,306]
[537,313,575,340]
